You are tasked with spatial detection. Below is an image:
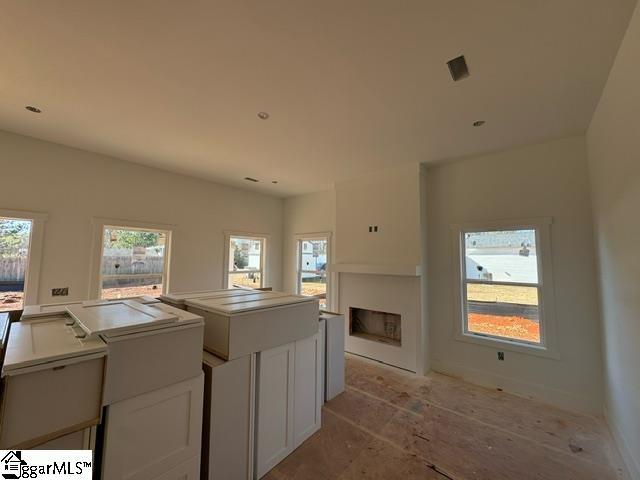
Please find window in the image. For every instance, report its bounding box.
[296,235,330,309]
[226,235,265,288]
[0,217,33,312]
[454,219,556,354]
[0,209,46,311]
[99,225,170,299]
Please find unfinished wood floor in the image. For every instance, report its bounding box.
[264,354,627,480]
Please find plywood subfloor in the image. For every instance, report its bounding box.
[264,354,627,480]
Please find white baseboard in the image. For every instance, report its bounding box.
[604,405,640,480]
[430,359,601,416]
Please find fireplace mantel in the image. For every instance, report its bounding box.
[329,263,422,277]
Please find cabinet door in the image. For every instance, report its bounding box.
[102,373,204,480]
[325,315,345,401]
[155,456,201,480]
[293,330,323,448]
[32,427,91,450]
[255,343,295,479]
[203,354,255,480]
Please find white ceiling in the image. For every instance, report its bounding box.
[0,0,636,196]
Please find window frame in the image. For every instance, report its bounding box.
[294,232,332,309]
[223,231,267,289]
[0,208,48,307]
[450,217,558,358]
[89,217,174,300]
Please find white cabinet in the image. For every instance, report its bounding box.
[65,300,204,405]
[293,329,323,448]
[0,318,106,449]
[202,353,255,480]
[154,456,201,480]
[101,373,204,480]
[32,427,96,450]
[255,343,295,479]
[186,293,318,360]
[255,327,323,479]
[320,312,346,401]
[160,288,254,309]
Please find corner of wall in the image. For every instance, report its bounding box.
[604,404,640,480]
[418,163,430,375]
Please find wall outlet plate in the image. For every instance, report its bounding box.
[51,287,69,297]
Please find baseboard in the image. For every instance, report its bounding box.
[604,405,640,480]
[430,359,601,416]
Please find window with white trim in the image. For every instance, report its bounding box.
[100,225,171,299]
[459,225,549,347]
[227,236,265,288]
[296,236,329,309]
[0,216,34,311]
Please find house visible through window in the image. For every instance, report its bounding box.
[297,237,329,309]
[228,236,264,288]
[100,226,170,299]
[461,228,543,345]
[0,217,33,312]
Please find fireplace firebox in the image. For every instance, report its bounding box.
[349,307,401,347]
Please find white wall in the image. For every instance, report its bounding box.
[0,130,283,303]
[425,136,604,414]
[281,190,335,295]
[282,166,426,371]
[334,164,421,266]
[586,2,640,476]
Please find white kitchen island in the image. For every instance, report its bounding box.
[166,289,322,479]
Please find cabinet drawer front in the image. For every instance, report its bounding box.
[103,325,203,405]
[0,357,104,449]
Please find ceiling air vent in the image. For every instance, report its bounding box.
[447,55,469,81]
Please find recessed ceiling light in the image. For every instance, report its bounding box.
[244,177,259,183]
[25,105,42,113]
[257,112,269,120]
[473,120,486,127]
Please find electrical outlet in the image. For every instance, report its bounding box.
[368,226,373,233]
[51,287,69,297]
[497,351,505,361]
[374,225,379,232]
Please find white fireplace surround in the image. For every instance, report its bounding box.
[335,268,421,372]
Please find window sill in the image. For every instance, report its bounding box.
[454,331,560,360]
